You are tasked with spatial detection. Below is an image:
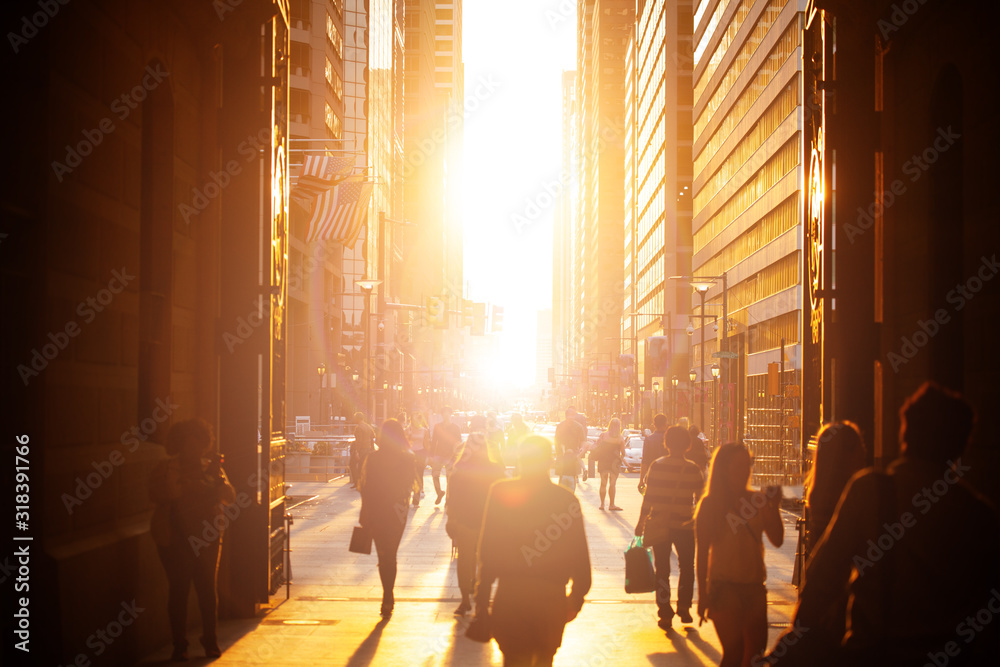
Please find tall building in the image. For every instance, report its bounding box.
[1,1,291,661]
[400,0,466,413]
[624,0,695,425]
[574,0,634,416]
[690,0,809,479]
[553,70,577,406]
[286,0,350,426]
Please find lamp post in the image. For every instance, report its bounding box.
[671,375,679,424]
[653,380,660,417]
[711,363,721,447]
[317,363,326,425]
[689,368,697,423]
[356,279,381,420]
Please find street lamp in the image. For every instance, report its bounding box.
[317,363,326,425]
[356,279,381,420]
[711,363,721,447]
[689,369,697,425]
[671,375,679,424]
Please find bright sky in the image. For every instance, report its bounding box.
[462,0,576,389]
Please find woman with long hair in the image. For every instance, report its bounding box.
[359,419,416,617]
[595,417,626,511]
[804,421,866,554]
[695,442,783,667]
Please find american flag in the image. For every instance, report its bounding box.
[291,154,356,208]
[306,177,373,245]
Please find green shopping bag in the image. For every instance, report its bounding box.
[624,536,656,594]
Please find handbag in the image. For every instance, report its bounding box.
[624,536,656,594]
[349,525,372,554]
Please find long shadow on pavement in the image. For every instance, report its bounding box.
[345,616,390,667]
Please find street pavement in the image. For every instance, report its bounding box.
[140,469,802,666]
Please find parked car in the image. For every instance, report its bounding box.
[622,435,644,473]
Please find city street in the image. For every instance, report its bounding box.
[140,470,802,666]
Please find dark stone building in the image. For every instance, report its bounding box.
[1,0,292,662]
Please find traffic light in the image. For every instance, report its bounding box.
[425,295,444,328]
[491,305,504,333]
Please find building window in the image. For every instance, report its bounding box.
[291,88,310,124]
[291,0,310,29]
[325,57,343,102]
[325,102,342,138]
[326,13,344,60]
[291,41,310,77]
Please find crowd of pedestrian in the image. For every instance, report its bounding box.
[333,379,998,666]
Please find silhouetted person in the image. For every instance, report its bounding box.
[148,419,236,660]
[594,418,626,510]
[687,423,710,473]
[408,411,429,507]
[773,382,1000,665]
[555,406,587,485]
[639,413,669,490]
[635,425,704,629]
[803,421,866,557]
[359,419,416,617]
[446,426,506,615]
[506,412,530,469]
[474,435,591,666]
[430,406,462,505]
[696,442,783,667]
[350,412,375,490]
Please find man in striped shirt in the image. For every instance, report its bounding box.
[634,425,705,629]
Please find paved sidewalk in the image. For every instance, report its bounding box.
[140,471,801,666]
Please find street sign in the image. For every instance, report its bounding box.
[711,351,738,359]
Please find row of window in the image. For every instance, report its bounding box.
[695,4,796,143]
[693,76,798,214]
[707,251,800,330]
[695,37,799,180]
[696,193,797,279]
[695,0,747,88]
[326,13,344,60]
[693,133,800,253]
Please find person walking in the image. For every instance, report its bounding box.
[349,412,375,490]
[429,406,462,505]
[446,426,506,615]
[506,412,530,469]
[639,413,669,491]
[359,419,416,617]
[634,425,705,629]
[696,442,783,667]
[593,418,626,510]
[803,420,866,556]
[555,406,587,485]
[473,435,592,666]
[148,419,236,660]
[771,382,1000,665]
[408,412,430,507]
[686,423,710,474]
